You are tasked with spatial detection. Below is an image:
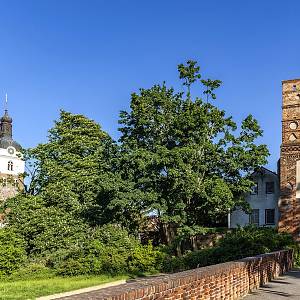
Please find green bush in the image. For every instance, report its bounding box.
[5,195,89,259]
[55,225,161,276]
[217,226,295,259]
[0,228,27,276]
[127,242,161,274]
[7,263,54,281]
[1,214,296,278]
[162,226,298,273]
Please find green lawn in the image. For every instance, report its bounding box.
[0,275,128,300]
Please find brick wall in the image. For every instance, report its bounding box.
[60,249,293,300]
[279,79,300,241]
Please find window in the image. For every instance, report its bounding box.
[14,179,18,187]
[249,209,259,226]
[7,161,13,171]
[290,122,298,130]
[265,209,275,225]
[2,178,6,187]
[293,85,297,92]
[266,182,275,194]
[251,182,258,195]
[289,133,297,142]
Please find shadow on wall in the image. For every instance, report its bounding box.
[243,250,293,292]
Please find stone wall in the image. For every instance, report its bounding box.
[60,249,293,300]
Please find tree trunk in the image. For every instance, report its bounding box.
[160,222,182,256]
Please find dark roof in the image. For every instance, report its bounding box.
[0,136,21,151]
[1,110,12,123]
[251,166,278,178]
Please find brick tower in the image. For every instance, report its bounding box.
[279,79,300,241]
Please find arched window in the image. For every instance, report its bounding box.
[8,161,13,171]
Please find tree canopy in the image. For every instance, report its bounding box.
[3,60,269,248]
[118,60,269,242]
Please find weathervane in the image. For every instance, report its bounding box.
[5,93,8,111]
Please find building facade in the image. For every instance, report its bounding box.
[231,79,300,237]
[0,108,24,203]
[278,79,300,241]
[229,167,280,228]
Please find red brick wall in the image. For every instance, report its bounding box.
[279,79,300,241]
[60,250,293,300]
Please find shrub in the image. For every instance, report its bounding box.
[55,224,161,276]
[0,228,27,276]
[161,226,298,273]
[217,226,295,259]
[7,263,54,281]
[5,195,89,259]
[127,242,161,274]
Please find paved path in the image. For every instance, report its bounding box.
[37,280,126,300]
[245,268,300,299]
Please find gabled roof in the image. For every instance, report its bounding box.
[251,166,278,178]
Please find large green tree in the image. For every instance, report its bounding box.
[5,111,146,237]
[119,60,269,244]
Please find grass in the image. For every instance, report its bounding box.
[0,274,128,300]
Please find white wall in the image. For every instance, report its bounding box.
[0,146,25,176]
[229,170,280,228]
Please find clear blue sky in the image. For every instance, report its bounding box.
[0,0,298,171]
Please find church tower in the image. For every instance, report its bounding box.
[0,100,25,203]
[279,79,300,241]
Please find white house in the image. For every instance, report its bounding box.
[229,167,280,228]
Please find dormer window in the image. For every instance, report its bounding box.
[8,161,13,171]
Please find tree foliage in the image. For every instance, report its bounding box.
[0,228,26,276]
[119,60,269,243]
[2,59,270,267]
[10,111,144,230]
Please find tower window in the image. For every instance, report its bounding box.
[8,161,13,171]
[290,122,298,130]
[289,133,297,141]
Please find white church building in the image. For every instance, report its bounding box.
[0,104,25,203]
[229,167,280,228]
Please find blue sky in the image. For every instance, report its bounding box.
[0,0,298,171]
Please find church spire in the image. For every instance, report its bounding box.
[5,93,8,110]
[0,94,12,138]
